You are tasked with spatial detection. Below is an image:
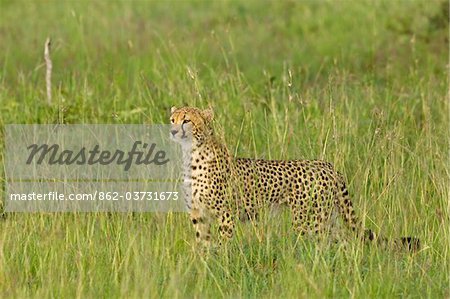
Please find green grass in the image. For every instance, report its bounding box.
[0,0,449,298]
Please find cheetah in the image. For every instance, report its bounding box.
[169,106,419,251]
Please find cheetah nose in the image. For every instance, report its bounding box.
[171,130,178,136]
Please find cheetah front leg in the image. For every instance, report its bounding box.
[190,206,212,247]
[210,191,235,245]
[217,209,234,245]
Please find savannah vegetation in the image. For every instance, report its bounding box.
[0,1,448,298]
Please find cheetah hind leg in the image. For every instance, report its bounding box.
[290,203,309,237]
[290,195,339,247]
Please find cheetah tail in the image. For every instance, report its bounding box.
[336,177,420,252]
[364,230,420,252]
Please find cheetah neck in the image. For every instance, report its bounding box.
[181,135,231,174]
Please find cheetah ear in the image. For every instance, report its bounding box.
[202,107,214,122]
[170,106,177,114]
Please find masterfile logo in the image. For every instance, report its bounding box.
[26,141,170,171]
[4,124,190,212]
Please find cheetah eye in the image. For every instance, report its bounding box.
[182,119,191,124]
[170,118,175,123]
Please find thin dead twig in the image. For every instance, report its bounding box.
[44,37,52,104]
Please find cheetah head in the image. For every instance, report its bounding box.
[169,106,214,144]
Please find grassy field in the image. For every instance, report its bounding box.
[0,0,449,298]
